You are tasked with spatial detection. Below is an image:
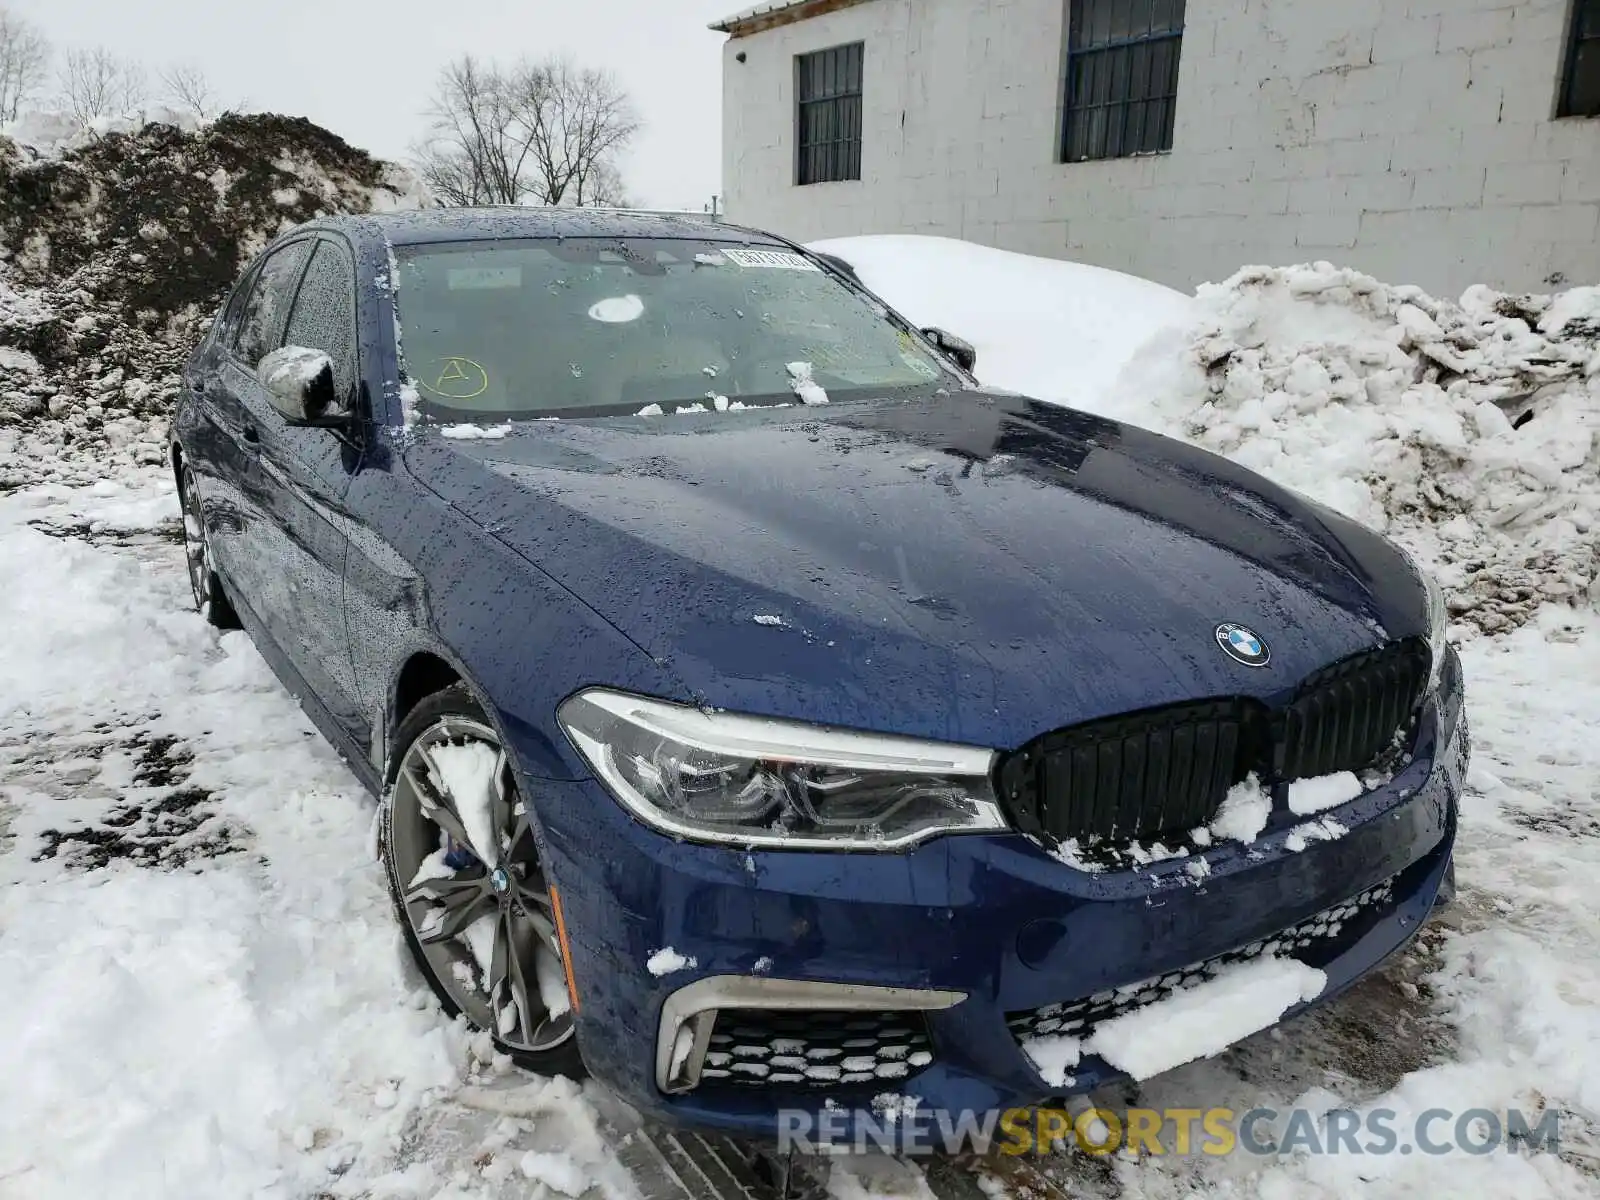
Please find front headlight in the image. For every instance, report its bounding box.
[1402,549,1450,695]
[1423,570,1449,693]
[557,689,1007,850]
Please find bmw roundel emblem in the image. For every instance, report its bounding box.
[1216,623,1270,668]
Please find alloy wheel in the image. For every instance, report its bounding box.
[181,468,214,617]
[388,716,575,1054]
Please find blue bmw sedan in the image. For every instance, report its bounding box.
[170,208,1466,1139]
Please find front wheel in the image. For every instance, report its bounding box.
[180,464,240,629]
[380,684,587,1078]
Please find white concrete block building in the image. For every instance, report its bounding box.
[712,0,1600,296]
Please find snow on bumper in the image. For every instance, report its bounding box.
[514,663,1466,1138]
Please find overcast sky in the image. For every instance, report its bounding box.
[11,0,737,211]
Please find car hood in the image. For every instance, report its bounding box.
[401,392,1428,750]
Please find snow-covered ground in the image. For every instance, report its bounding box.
[1,234,1597,1199]
[0,477,648,1200]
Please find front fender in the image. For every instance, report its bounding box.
[346,434,690,783]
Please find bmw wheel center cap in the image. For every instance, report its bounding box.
[1216,623,1270,667]
[491,867,512,895]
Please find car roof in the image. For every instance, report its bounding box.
[313,207,788,248]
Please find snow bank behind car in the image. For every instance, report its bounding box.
[1115,265,1600,635]
[808,234,1197,406]
[833,237,1598,635]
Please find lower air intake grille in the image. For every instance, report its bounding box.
[1275,637,1430,781]
[1006,876,1397,1046]
[998,699,1253,843]
[697,1009,935,1088]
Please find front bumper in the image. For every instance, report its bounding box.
[516,652,1467,1140]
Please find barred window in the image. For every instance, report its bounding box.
[797,42,863,185]
[1061,0,1186,163]
[1561,0,1600,117]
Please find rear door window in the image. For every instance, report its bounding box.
[232,241,312,367]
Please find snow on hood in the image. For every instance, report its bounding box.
[839,237,1597,636]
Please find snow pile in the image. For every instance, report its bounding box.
[1020,1032,1083,1089]
[2,105,203,158]
[0,474,652,1199]
[1046,768,1366,868]
[1284,815,1347,852]
[1288,770,1363,815]
[427,740,503,865]
[808,234,1197,403]
[0,112,425,492]
[259,344,334,406]
[0,477,464,1198]
[786,359,829,405]
[1114,264,1600,634]
[440,422,513,440]
[517,1150,590,1195]
[0,110,89,156]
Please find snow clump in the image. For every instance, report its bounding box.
[1115,263,1600,635]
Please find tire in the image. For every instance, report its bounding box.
[380,683,588,1080]
[179,464,240,629]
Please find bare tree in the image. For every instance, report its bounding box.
[575,160,631,208]
[413,54,639,208]
[412,56,531,206]
[158,62,220,121]
[518,58,640,207]
[55,47,147,125]
[0,7,49,123]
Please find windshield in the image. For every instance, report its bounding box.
[392,237,950,421]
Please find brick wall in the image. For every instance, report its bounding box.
[721,0,1600,295]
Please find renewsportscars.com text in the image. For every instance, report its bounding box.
[778,1105,1563,1158]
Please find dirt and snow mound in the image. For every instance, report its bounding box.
[0,113,425,492]
[3,105,204,160]
[1114,263,1599,634]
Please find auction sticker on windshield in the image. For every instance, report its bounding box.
[721,249,820,271]
[447,267,523,290]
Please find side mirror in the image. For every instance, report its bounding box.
[259,346,347,426]
[922,327,977,373]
